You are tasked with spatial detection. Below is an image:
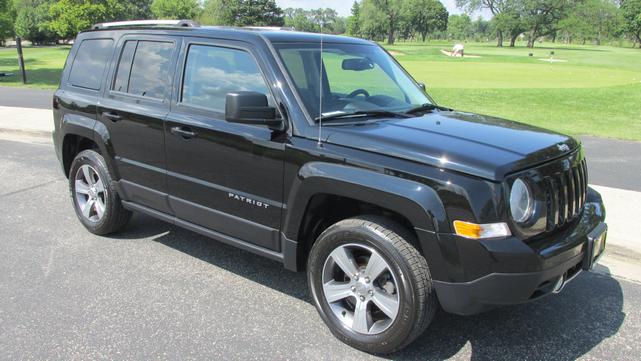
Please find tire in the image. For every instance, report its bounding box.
[69,149,131,235]
[307,216,437,354]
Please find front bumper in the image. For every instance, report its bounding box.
[431,188,607,316]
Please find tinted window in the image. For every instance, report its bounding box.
[182,45,270,112]
[113,41,137,93]
[127,41,175,99]
[68,39,114,90]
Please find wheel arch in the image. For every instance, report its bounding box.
[60,115,118,179]
[283,162,448,271]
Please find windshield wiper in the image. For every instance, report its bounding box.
[404,103,449,115]
[314,110,412,122]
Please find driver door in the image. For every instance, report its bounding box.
[164,38,286,251]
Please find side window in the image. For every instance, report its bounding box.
[181,44,271,112]
[68,39,114,90]
[112,40,175,99]
[113,41,137,92]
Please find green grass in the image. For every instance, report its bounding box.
[0,46,70,88]
[1,42,640,140]
[387,41,641,140]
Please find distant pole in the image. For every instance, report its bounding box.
[16,37,27,84]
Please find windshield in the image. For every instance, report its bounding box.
[273,43,432,120]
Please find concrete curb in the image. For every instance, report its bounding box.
[0,106,54,135]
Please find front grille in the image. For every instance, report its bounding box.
[542,158,588,232]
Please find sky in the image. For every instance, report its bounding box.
[274,0,492,19]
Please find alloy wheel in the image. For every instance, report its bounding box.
[321,243,400,335]
[74,164,107,222]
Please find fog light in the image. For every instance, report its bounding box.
[453,220,511,239]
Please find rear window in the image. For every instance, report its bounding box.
[68,39,114,90]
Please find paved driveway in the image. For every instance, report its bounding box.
[0,137,639,360]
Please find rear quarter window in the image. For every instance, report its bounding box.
[68,39,114,90]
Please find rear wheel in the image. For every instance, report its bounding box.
[69,149,131,235]
[307,216,437,354]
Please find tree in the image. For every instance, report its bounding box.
[47,0,139,40]
[13,0,58,44]
[121,0,154,20]
[283,8,316,31]
[492,8,525,46]
[49,0,106,40]
[447,14,473,40]
[150,0,200,20]
[362,0,406,44]
[331,16,347,34]
[0,0,15,46]
[200,0,284,26]
[406,0,448,42]
[346,1,361,37]
[200,0,229,24]
[456,0,514,46]
[471,16,491,40]
[558,0,621,45]
[622,0,641,47]
[359,0,388,41]
[521,0,578,48]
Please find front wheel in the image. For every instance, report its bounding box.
[307,216,437,354]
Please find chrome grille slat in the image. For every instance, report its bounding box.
[567,167,576,218]
[540,156,588,233]
[576,162,584,207]
[582,160,588,201]
[559,174,568,224]
[546,178,559,231]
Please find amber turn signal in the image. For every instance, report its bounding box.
[453,220,511,239]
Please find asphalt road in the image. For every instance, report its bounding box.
[581,136,641,192]
[0,135,640,360]
[0,87,53,110]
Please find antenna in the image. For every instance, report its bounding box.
[317,5,324,148]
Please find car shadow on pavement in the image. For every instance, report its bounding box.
[119,213,625,361]
[114,213,311,302]
[390,270,625,360]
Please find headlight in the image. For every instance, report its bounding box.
[510,178,534,223]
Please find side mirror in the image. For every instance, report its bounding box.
[225,91,281,127]
[418,82,426,91]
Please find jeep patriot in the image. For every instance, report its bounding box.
[53,20,607,354]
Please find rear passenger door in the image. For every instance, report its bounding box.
[164,38,286,252]
[98,35,181,213]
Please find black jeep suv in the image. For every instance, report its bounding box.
[53,20,607,354]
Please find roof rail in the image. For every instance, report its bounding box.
[243,26,295,31]
[92,19,200,30]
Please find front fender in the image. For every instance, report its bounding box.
[283,162,448,240]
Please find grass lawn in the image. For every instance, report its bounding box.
[387,41,641,141]
[1,41,640,140]
[0,46,70,88]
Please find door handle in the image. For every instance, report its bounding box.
[170,126,197,139]
[102,111,122,122]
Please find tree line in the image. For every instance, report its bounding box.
[455,0,641,48]
[345,0,641,47]
[0,0,640,48]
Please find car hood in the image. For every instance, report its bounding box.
[324,111,579,181]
